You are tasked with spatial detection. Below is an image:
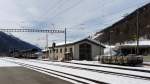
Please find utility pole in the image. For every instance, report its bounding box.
[64,28,67,60]
[136,9,139,55]
[98,33,103,61]
[45,33,49,59]
[109,31,113,56]
[65,28,67,48]
[99,39,101,61]
[119,32,123,54]
[52,42,56,60]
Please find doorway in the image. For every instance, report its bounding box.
[79,43,92,60]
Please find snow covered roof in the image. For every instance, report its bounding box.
[124,40,150,46]
[113,40,150,50]
[42,49,48,52]
[49,38,105,48]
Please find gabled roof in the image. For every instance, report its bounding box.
[49,38,105,48]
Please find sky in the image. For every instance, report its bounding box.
[0,0,149,48]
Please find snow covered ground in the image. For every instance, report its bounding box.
[2,57,150,84]
[27,59,150,78]
[70,60,150,71]
[144,62,150,65]
[0,57,20,67]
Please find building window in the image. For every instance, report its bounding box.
[56,49,58,53]
[64,48,67,52]
[60,48,62,53]
[50,50,51,53]
[70,48,72,52]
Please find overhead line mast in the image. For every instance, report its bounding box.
[0,29,64,33]
[0,28,67,60]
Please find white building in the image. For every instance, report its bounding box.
[48,38,105,61]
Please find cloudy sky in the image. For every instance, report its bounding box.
[0,0,149,48]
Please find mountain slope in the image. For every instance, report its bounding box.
[94,3,150,45]
[0,31,40,56]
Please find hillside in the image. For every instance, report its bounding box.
[0,31,40,56]
[94,3,150,45]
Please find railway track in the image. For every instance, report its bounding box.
[3,58,150,83]
[65,62,150,73]
[25,60,150,80]
[3,59,107,84]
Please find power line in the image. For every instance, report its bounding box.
[50,0,83,20]
[43,0,66,19]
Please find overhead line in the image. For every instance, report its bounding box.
[50,0,83,20]
[43,0,66,20]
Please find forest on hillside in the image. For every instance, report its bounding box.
[95,3,150,45]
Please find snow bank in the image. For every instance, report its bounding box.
[104,45,116,56]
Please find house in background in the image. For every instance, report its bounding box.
[48,38,105,61]
[115,40,150,56]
